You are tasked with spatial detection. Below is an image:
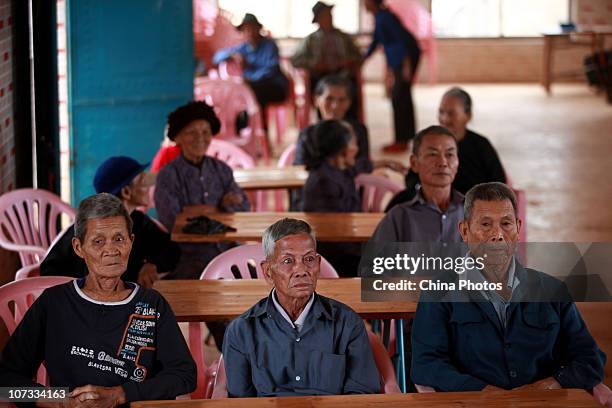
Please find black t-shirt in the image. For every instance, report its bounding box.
[452,129,506,195]
[0,279,196,403]
[40,211,181,281]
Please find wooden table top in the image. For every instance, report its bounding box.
[233,166,307,191]
[154,278,416,321]
[171,210,383,243]
[130,389,599,407]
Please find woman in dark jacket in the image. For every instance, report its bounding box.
[303,120,362,276]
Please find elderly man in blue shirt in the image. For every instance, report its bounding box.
[222,218,380,397]
[213,13,288,112]
[411,182,606,394]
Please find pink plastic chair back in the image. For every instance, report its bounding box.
[277,144,297,168]
[273,144,298,211]
[200,243,339,279]
[207,139,256,169]
[385,0,437,84]
[194,77,269,163]
[0,276,74,385]
[367,331,401,394]
[15,263,41,280]
[355,174,403,213]
[206,139,267,211]
[211,355,228,399]
[194,4,243,70]
[0,189,76,267]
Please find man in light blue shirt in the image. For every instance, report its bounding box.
[213,13,288,111]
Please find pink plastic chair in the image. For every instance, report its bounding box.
[211,355,227,399]
[200,243,339,280]
[206,139,267,212]
[193,5,243,73]
[0,189,76,267]
[355,174,403,213]
[367,331,401,394]
[194,77,270,163]
[218,59,295,146]
[514,188,527,243]
[273,144,298,212]
[0,276,74,385]
[14,263,41,280]
[386,0,437,84]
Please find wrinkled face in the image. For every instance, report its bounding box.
[121,172,150,208]
[72,216,134,279]
[341,133,359,168]
[174,119,212,162]
[262,233,320,301]
[459,199,522,270]
[315,85,351,120]
[438,95,471,136]
[411,133,458,188]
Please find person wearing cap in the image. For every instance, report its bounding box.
[40,156,180,287]
[212,13,288,112]
[290,1,362,120]
[154,101,250,280]
[363,0,421,154]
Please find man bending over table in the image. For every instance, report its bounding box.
[223,218,380,396]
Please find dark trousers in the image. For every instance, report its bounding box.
[246,73,289,111]
[391,52,420,143]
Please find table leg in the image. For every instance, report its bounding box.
[542,36,553,95]
[396,318,407,393]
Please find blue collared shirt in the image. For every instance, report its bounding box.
[463,256,519,329]
[365,9,420,69]
[213,38,282,82]
[222,291,380,397]
[412,263,606,391]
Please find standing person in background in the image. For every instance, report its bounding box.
[291,1,362,120]
[363,0,421,153]
[213,13,289,113]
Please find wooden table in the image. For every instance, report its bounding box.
[233,165,307,191]
[154,278,415,322]
[172,210,383,243]
[542,30,612,95]
[131,389,599,407]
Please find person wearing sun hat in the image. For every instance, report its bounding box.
[291,1,362,119]
[212,13,289,112]
[41,156,181,287]
[154,100,250,280]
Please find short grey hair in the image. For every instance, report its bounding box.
[464,182,518,222]
[74,193,133,242]
[262,218,316,259]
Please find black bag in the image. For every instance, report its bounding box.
[182,215,237,235]
[584,50,612,88]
